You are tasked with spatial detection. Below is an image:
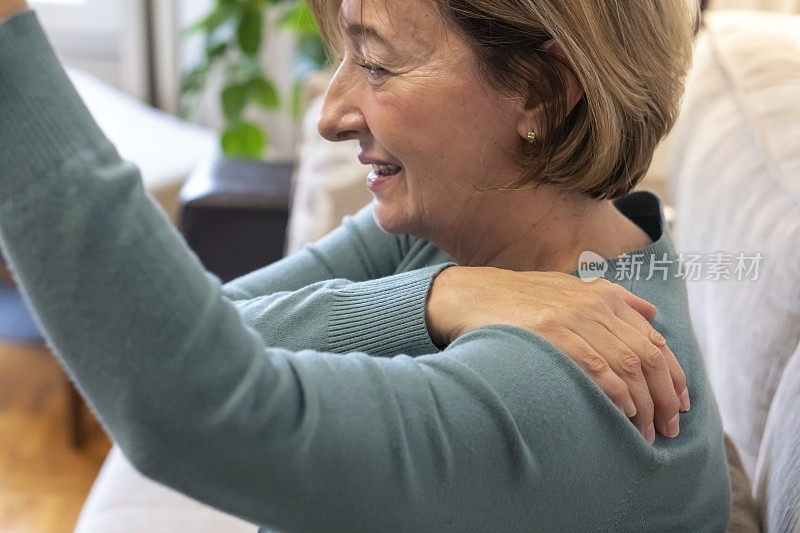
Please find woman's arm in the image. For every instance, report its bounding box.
[219,203,452,355]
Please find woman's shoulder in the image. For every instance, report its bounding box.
[431,321,730,530]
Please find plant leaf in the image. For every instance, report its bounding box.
[221,122,266,159]
[290,80,304,119]
[248,76,280,109]
[221,82,250,121]
[180,63,210,95]
[181,3,236,38]
[206,41,228,60]
[237,6,263,56]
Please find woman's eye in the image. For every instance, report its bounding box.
[357,62,389,81]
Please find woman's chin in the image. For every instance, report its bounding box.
[368,172,415,234]
[371,202,414,235]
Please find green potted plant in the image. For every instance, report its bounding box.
[177,0,328,278]
[180,0,326,160]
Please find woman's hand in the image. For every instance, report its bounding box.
[426,266,690,444]
[0,1,29,23]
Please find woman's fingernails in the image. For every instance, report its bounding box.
[679,388,691,412]
[646,423,656,444]
[624,399,637,418]
[666,414,680,438]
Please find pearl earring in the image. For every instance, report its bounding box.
[526,131,537,143]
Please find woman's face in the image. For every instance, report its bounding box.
[318,0,529,239]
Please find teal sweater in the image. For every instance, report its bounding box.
[0,11,730,532]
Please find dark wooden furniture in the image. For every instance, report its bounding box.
[178,158,294,283]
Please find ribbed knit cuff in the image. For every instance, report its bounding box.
[328,263,456,357]
[0,10,110,185]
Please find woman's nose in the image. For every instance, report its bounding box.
[317,65,368,142]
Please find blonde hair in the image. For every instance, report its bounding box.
[310,0,699,199]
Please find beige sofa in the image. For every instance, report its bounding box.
[669,10,800,532]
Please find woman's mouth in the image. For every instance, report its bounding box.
[371,163,402,177]
[367,164,403,191]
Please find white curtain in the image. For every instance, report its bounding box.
[30,0,149,100]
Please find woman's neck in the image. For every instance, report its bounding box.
[432,185,653,274]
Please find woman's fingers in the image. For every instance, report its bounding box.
[565,319,657,442]
[539,327,637,419]
[609,315,682,439]
[601,304,686,441]
[617,286,658,323]
[615,304,690,412]
[664,344,691,411]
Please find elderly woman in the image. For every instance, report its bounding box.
[0,0,730,530]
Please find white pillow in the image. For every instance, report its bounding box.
[669,10,800,480]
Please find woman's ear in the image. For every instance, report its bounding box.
[515,39,584,140]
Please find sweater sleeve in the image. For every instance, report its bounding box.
[221,203,453,356]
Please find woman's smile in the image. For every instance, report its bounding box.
[358,150,405,191]
[366,166,404,192]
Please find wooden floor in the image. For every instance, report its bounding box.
[0,341,111,533]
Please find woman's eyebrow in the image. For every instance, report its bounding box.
[341,21,397,54]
